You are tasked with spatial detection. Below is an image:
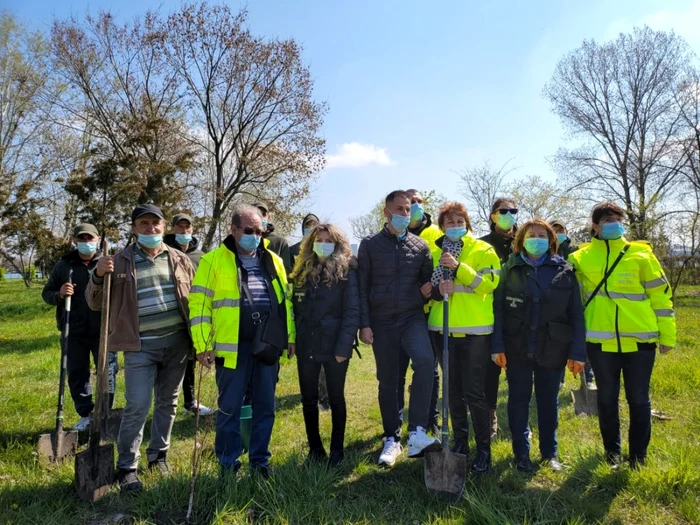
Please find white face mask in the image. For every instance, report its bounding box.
[313,242,335,258]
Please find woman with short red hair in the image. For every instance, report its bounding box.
[427,201,501,473]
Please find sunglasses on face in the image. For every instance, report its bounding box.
[497,208,518,215]
[241,227,263,236]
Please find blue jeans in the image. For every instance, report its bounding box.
[215,341,277,469]
[506,360,562,459]
[587,343,656,460]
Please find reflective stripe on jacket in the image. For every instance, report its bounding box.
[428,234,501,337]
[568,237,675,352]
[189,236,295,369]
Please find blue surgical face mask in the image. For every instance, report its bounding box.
[556,233,568,245]
[496,212,517,230]
[445,227,467,242]
[175,233,192,246]
[524,238,549,257]
[238,233,261,252]
[138,234,163,249]
[600,222,625,240]
[303,227,312,238]
[313,242,335,258]
[261,218,268,230]
[390,213,411,233]
[410,203,424,222]
[77,242,98,255]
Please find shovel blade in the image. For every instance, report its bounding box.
[74,443,115,502]
[37,430,79,462]
[102,408,123,442]
[572,387,598,416]
[424,449,467,502]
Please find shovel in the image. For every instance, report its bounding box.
[572,371,598,416]
[38,269,79,462]
[75,240,114,501]
[425,292,467,502]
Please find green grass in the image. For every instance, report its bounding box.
[0,280,698,524]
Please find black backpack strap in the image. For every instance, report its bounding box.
[584,244,630,310]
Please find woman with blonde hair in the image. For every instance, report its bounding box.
[492,219,586,473]
[291,223,360,467]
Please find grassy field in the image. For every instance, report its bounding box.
[0,280,698,524]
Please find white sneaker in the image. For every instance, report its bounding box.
[73,416,91,431]
[408,426,441,458]
[378,437,403,467]
[183,401,214,416]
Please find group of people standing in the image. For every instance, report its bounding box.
[42,189,675,493]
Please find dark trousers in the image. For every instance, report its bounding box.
[587,342,656,460]
[485,360,501,410]
[215,341,277,469]
[182,359,196,408]
[66,334,118,416]
[435,335,491,453]
[398,347,439,427]
[297,357,349,453]
[506,359,562,459]
[372,315,434,439]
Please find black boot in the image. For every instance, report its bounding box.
[515,454,533,473]
[451,440,469,456]
[305,447,328,465]
[328,450,345,468]
[470,450,491,474]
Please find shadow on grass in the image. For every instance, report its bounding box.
[0,334,60,355]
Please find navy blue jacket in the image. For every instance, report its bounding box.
[492,253,586,369]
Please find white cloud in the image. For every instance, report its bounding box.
[325,142,395,169]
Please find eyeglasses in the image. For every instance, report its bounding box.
[497,208,518,215]
[241,227,263,236]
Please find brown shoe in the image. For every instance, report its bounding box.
[489,410,498,441]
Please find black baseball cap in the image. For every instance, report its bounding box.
[73,223,99,238]
[172,213,194,227]
[131,204,165,223]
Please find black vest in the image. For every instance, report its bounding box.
[501,256,578,370]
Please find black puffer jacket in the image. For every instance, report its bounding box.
[479,228,516,264]
[292,260,360,361]
[42,250,102,335]
[358,227,433,327]
[557,238,578,261]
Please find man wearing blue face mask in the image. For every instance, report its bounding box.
[358,190,440,467]
[86,204,196,492]
[164,213,213,417]
[43,223,119,431]
[549,220,579,261]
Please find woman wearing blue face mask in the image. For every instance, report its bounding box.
[569,202,675,470]
[491,219,586,473]
[479,197,518,439]
[290,224,360,468]
[427,202,501,473]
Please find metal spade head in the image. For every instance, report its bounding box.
[424,447,468,502]
[37,429,79,462]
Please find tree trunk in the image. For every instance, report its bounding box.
[203,196,224,252]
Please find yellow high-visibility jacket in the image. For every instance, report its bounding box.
[568,237,675,352]
[189,237,295,369]
[428,233,501,336]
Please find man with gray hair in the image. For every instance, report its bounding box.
[189,204,296,478]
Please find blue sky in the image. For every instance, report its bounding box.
[11,0,700,241]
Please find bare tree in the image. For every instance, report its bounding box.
[544,27,693,240]
[677,66,700,193]
[504,174,587,229]
[51,10,197,229]
[457,159,518,233]
[160,2,326,250]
